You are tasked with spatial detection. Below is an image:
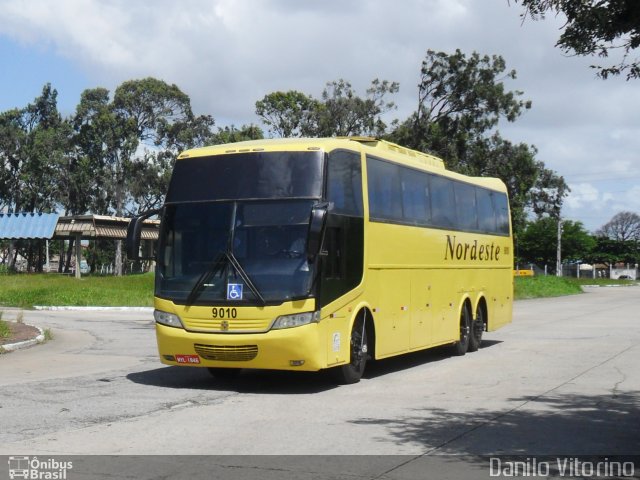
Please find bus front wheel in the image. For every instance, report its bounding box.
[332,317,368,384]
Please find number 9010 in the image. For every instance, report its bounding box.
[212,307,237,319]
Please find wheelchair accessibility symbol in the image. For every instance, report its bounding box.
[227,284,243,300]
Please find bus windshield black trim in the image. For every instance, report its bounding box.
[166,151,324,203]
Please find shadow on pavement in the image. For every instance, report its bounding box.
[364,339,503,380]
[350,390,640,456]
[127,340,502,394]
[126,365,339,394]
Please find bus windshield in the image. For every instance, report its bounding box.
[156,200,316,305]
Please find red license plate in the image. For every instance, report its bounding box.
[175,354,200,364]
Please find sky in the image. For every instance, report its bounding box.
[0,0,638,232]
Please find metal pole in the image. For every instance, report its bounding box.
[75,234,82,279]
[556,217,563,277]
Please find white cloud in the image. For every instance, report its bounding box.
[0,0,638,232]
[565,183,601,210]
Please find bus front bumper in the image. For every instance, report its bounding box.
[156,323,326,371]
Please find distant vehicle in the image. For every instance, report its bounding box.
[71,260,90,275]
[618,275,631,280]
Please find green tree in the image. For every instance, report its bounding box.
[210,124,264,144]
[390,49,531,161]
[587,236,639,267]
[255,79,398,138]
[255,91,317,137]
[72,78,215,275]
[596,211,640,241]
[514,0,640,79]
[312,79,399,137]
[518,217,595,268]
[0,84,69,214]
[388,50,568,236]
[0,84,71,271]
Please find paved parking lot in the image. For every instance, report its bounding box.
[0,286,638,476]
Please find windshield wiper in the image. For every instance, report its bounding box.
[226,251,266,306]
[185,251,226,306]
[185,250,266,307]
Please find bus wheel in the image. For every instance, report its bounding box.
[468,304,484,352]
[332,317,368,384]
[207,368,241,381]
[452,304,471,356]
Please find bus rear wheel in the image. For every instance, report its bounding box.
[468,304,485,352]
[332,316,368,384]
[452,304,471,356]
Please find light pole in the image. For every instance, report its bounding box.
[556,216,563,277]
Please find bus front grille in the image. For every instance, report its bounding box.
[194,344,258,362]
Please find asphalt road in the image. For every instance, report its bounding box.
[0,287,639,477]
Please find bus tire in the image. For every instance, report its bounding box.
[468,303,485,352]
[207,367,241,381]
[452,304,471,356]
[332,316,368,384]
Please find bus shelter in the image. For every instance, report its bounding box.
[0,213,159,278]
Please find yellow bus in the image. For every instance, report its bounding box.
[127,137,513,383]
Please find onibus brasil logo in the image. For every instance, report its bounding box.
[8,456,73,479]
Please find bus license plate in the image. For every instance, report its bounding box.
[175,354,200,364]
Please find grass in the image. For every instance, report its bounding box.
[0,273,154,309]
[515,275,638,300]
[0,311,10,339]
[43,328,54,341]
[0,271,635,308]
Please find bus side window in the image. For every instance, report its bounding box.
[454,181,478,231]
[477,188,497,233]
[430,175,457,228]
[367,157,402,222]
[401,168,431,225]
[494,192,510,235]
[327,150,363,216]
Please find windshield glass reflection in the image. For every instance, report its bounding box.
[156,200,315,305]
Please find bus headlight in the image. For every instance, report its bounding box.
[272,311,320,330]
[154,310,184,329]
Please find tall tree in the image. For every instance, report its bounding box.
[596,211,640,241]
[210,124,264,144]
[72,78,215,275]
[514,0,640,79]
[70,87,115,215]
[388,50,567,236]
[518,217,595,268]
[0,84,71,271]
[587,236,639,267]
[391,49,531,166]
[0,84,69,214]
[312,79,399,137]
[255,91,317,137]
[255,79,398,138]
[0,108,27,214]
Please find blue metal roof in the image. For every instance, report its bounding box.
[0,213,60,239]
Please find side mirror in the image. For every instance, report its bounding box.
[306,203,328,261]
[126,209,161,260]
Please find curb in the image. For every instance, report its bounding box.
[1,324,45,353]
[33,306,154,312]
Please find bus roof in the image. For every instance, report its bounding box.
[177,137,507,193]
